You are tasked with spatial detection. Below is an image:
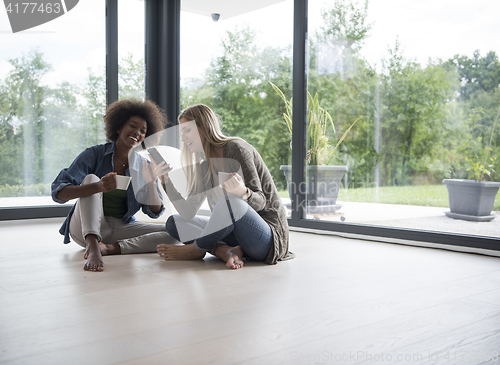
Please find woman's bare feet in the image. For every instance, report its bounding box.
[84,242,120,259]
[214,245,245,269]
[83,241,104,272]
[157,243,206,260]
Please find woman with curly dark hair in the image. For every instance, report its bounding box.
[52,98,177,272]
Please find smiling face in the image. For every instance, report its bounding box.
[180,117,205,153]
[117,116,147,149]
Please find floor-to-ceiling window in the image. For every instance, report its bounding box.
[2,0,499,252]
[303,0,500,241]
[180,0,294,203]
[0,0,105,209]
[0,0,147,213]
[118,0,145,100]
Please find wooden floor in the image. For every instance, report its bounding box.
[1,218,499,365]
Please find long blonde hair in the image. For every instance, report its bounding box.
[178,104,240,194]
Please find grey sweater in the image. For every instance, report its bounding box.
[164,139,292,264]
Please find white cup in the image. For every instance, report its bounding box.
[114,175,131,190]
[218,172,232,186]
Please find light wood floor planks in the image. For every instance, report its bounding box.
[0,218,499,365]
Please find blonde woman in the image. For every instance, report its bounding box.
[156,104,293,269]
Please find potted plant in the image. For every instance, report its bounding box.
[272,83,358,216]
[443,105,500,222]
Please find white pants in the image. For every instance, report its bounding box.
[69,174,177,254]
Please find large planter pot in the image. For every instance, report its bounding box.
[443,179,500,222]
[280,165,348,215]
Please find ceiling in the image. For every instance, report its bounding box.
[181,0,286,20]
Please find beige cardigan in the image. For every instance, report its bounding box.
[164,139,292,264]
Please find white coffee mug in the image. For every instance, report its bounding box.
[114,175,132,190]
[218,172,232,186]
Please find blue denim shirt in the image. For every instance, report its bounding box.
[51,142,165,244]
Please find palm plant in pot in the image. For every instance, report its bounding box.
[443,105,500,222]
[272,83,358,216]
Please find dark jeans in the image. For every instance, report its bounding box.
[165,195,273,261]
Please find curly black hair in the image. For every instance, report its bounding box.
[103,98,167,142]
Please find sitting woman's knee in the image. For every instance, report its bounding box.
[82,174,99,185]
[213,194,249,221]
[165,215,178,237]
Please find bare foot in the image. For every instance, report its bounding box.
[83,245,104,272]
[84,242,109,259]
[157,243,206,260]
[214,245,245,269]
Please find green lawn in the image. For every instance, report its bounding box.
[1,183,499,211]
[0,183,51,197]
[279,184,500,211]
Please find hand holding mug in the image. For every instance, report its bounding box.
[222,173,247,196]
[99,172,117,192]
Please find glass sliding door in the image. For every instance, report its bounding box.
[304,0,500,240]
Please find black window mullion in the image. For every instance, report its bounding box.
[106,0,118,106]
[145,0,180,148]
[291,0,308,224]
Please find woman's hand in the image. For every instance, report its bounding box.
[98,172,117,192]
[142,158,172,212]
[223,173,247,197]
[142,158,173,185]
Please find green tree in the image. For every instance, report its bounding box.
[42,80,86,184]
[0,80,23,185]
[444,51,500,180]
[445,50,500,101]
[308,0,376,188]
[119,53,145,100]
[0,50,159,196]
[316,0,371,56]
[2,49,52,186]
[379,43,457,186]
[82,66,107,146]
[183,26,293,185]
